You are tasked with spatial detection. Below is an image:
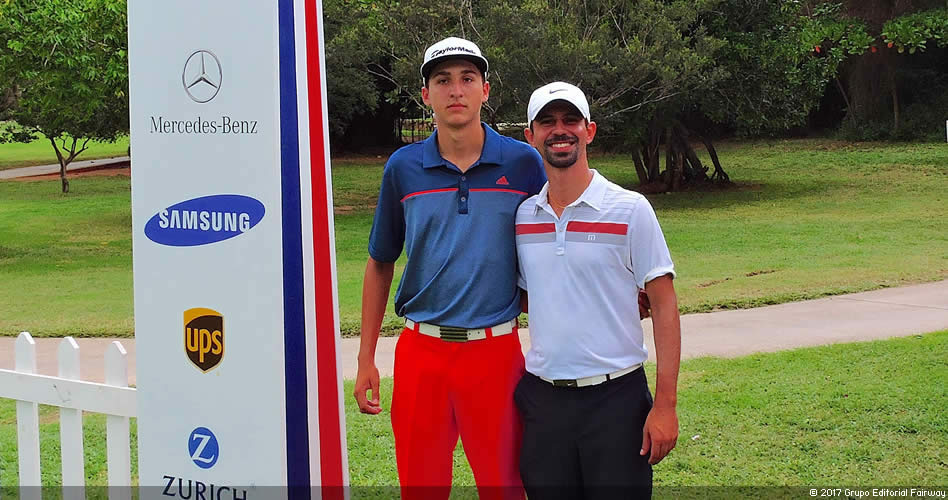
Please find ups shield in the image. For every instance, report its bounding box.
[184,308,224,372]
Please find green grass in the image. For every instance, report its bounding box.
[0,133,129,171]
[0,179,134,336]
[2,332,945,488]
[593,139,948,313]
[0,139,946,337]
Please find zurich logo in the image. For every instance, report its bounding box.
[188,427,219,469]
[144,194,265,247]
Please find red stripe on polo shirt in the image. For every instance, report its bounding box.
[566,221,628,235]
[516,223,556,235]
[400,188,458,202]
[471,188,528,196]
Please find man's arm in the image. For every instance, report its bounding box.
[639,274,681,465]
[353,256,395,415]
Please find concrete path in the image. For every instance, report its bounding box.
[0,156,130,180]
[1,280,946,386]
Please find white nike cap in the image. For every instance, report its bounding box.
[527,81,591,124]
[421,37,489,83]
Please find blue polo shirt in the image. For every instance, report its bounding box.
[368,123,545,329]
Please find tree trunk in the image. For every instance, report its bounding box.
[50,137,69,193]
[835,77,856,123]
[60,162,69,193]
[673,123,708,182]
[631,145,649,185]
[844,50,902,129]
[671,150,683,191]
[647,123,662,181]
[889,64,899,133]
[696,133,729,184]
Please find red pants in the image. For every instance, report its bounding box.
[391,325,526,500]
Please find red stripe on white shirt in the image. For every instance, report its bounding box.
[516,223,556,235]
[566,221,628,235]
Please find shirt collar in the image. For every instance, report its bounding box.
[422,122,502,169]
[534,169,607,215]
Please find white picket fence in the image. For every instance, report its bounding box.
[0,332,137,499]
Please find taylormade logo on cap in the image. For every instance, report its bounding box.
[421,36,489,82]
[431,46,477,58]
[527,82,591,124]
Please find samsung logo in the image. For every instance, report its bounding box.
[145,195,265,247]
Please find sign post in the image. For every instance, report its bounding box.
[128,1,347,498]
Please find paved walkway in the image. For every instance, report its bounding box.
[0,156,129,180]
[1,280,946,386]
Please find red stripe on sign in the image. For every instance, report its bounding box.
[470,188,528,196]
[566,221,628,235]
[304,0,346,493]
[516,223,556,235]
[401,188,458,202]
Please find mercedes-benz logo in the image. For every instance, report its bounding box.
[182,50,222,103]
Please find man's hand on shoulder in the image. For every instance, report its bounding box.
[638,289,650,319]
[640,405,678,465]
[353,358,382,415]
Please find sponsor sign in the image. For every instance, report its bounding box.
[129,0,347,496]
[184,308,224,372]
[182,50,223,104]
[188,427,220,470]
[144,195,265,247]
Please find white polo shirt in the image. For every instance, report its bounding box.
[516,170,676,380]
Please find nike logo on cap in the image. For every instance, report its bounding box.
[549,88,568,94]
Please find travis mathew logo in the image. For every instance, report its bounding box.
[182,50,222,103]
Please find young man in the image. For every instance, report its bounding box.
[514,82,682,499]
[353,37,545,499]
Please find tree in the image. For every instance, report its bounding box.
[326,1,935,189]
[351,0,727,190]
[824,0,948,137]
[0,0,129,193]
[324,0,393,149]
[481,0,728,191]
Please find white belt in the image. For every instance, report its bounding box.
[539,364,642,388]
[405,319,516,342]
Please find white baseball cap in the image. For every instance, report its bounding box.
[527,82,591,124]
[420,37,489,83]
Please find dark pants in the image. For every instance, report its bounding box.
[514,368,653,500]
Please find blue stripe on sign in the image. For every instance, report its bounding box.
[277,0,312,496]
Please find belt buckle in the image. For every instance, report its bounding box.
[552,379,578,388]
[438,326,468,342]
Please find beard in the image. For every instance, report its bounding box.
[542,134,579,169]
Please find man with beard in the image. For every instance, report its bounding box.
[354,37,546,500]
[514,82,681,499]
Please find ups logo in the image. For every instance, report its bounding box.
[184,308,224,372]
